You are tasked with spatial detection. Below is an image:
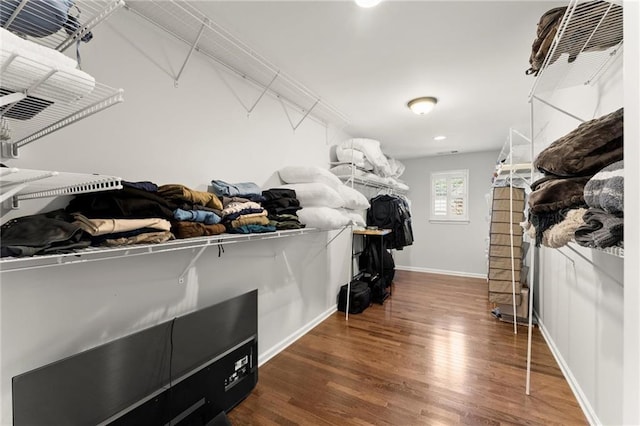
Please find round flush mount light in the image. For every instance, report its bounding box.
[355,0,382,8]
[433,135,447,141]
[407,97,438,115]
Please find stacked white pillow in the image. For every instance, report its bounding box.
[277,166,370,230]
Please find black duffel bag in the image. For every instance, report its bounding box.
[337,280,371,314]
[361,273,389,305]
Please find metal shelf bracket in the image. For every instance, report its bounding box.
[174,18,209,88]
[178,245,209,284]
[280,97,319,131]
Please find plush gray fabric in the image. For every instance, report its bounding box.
[583,160,623,214]
[574,208,623,248]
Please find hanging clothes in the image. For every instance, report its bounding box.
[366,194,414,250]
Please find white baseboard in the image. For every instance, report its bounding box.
[258,305,337,367]
[395,265,486,280]
[536,315,600,426]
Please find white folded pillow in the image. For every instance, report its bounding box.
[297,207,351,230]
[278,166,343,190]
[340,209,366,228]
[336,184,370,210]
[341,138,393,177]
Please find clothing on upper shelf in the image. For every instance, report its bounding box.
[228,224,277,234]
[172,222,226,239]
[0,209,89,257]
[102,231,174,247]
[173,208,221,225]
[229,213,269,229]
[268,214,305,230]
[71,213,171,236]
[158,184,223,211]
[262,188,303,219]
[122,181,159,192]
[66,186,177,219]
[210,179,262,198]
[90,227,172,246]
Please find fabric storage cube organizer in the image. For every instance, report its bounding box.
[488,186,528,305]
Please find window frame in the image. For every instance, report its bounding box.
[429,169,470,223]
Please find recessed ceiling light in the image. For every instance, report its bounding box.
[355,0,382,7]
[434,135,447,141]
[407,97,438,115]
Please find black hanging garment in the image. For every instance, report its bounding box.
[366,194,414,250]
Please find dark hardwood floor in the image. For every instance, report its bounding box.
[227,270,587,425]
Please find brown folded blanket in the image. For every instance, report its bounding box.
[173,222,226,239]
[534,108,623,178]
[527,2,622,76]
[529,176,590,213]
[528,176,589,246]
[526,6,567,76]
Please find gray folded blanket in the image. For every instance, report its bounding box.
[584,160,623,214]
[574,208,623,248]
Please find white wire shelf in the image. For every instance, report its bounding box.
[338,175,409,193]
[1,0,125,53]
[0,167,122,207]
[0,227,321,273]
[596,245,624,258]
[0,84,124,158]
[529,0,623,99]
[492,128,534,187]
[124,0,349,130]
[496,163,533,176]
[1,0,125,157]
[566,241,624,258]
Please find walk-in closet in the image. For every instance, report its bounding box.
[1,1,637,424]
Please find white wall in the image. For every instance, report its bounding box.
[623,2,640,424]
[0,10,352,423]
[393,150,498,277]
[531,54,624,425]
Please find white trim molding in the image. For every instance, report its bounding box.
[536,313,599,426]
[396,265,486,280]
[258,305,337,367]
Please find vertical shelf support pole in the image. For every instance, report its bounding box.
[509,129,517,335]
[526,100,536,395]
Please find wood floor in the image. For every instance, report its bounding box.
[227,270,587,425]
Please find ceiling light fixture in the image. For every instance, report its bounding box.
[355,0,382,8]
[433,135,447,141]
[407,97,438,115]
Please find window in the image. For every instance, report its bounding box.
[430,169,469,222]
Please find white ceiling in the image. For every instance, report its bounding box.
[193,0,565,159]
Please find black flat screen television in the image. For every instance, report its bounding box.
[12,289,258,425]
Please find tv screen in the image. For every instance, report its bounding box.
[12,290,258,425]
